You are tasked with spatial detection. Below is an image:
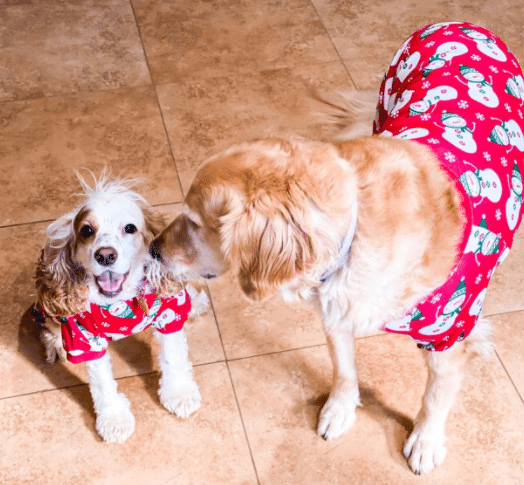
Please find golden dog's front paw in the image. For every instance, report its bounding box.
[403,427,446,474]
[317,397,357,441]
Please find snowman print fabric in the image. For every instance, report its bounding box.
[375,22,524,351]
[56,289,192,363]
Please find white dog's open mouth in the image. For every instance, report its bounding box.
[95,270,129,298]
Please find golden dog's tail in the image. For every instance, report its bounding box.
[309,89,378,140]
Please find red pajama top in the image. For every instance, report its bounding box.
[374,22,524,351]
[43,289,191,363]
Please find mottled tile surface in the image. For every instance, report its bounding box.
[0,86,182,226]
[2,1,524,484]
[0,363,257,485]
[132,0,339,84]
[0,0,151,102]
[158,62,353,191]
[230,336,524,484]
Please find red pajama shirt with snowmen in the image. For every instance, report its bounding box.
[46,289,191,363]
[374,22,524,351]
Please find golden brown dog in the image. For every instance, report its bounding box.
[149,129,498,474]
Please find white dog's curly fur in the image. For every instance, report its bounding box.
[35,173,204,444]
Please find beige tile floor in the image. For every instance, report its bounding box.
[1,1,523,483]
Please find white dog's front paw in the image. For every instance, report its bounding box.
[95,407,135,444]
[403,427,446,474]
[159,382,202,418]
[317,397,357,441]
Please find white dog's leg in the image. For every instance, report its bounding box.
[404,343,467,474]
[85,353,135,444]
[156,330,201,418]
[317,326,361,440]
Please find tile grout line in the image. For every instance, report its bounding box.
[0,201,183,231]
[127,0,186,199]
[307,0,358,90]
[495,349,524,406]
[206,292,262,485]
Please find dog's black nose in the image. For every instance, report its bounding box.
[149,240,162,261]
[95,247,118,266]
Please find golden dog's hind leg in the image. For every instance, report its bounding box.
[403,343,468,474]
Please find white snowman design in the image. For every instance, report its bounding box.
[390,89,414,115]
[408,85,458,116]
[464,215,500,263]
[389,127,430,140]
[505,73,524,105]
[76,322,108,352]
[132,297,163,334]
[383,77,396,113]
[438,111,477,153]
[456,65,499,108]
[383,307,424,332]
[489,119,524,152]
[105,301,135,319]
[419,22,460,39]
[506,163,523,230]
[418,278,468,336]
[460,27,507,62]
[422,42,468,78]
[459,164,502,206]
[469,288,487,317]
[155,308,180,330]
[397,51,421,82]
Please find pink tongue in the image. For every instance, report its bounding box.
[97,271,125,292]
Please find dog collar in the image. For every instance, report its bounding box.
[320,200,358,283]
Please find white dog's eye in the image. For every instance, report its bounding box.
[124,224,137,234]
[80,225,95,238]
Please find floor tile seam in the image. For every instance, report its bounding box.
[495,349,524,406]
[128,0,186,198]
[0,82,155,107]
[223,359,261,485]
[0,201,184,230]
[483,308,524,319]
[0,358,229,403]
[150,58,354,90]
[307,0,357,90]
[222,332,390,364]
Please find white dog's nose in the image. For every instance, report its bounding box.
[94,246,118,266]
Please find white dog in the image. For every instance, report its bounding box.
[34,174,205,444]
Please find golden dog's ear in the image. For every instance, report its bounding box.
[221,189,315,301]
[142,205,168,240]
[35,213,89,317]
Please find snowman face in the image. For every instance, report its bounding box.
[443,293,466,314]
[397,52,420,82]
[462,171,481,196]
[394,127,429,140]
[476,42,507,61]
[443,115,467,128]
[465,30,488,41]
[464,71,484,82]
[507,79,520,98]
[481,232,498,255]
[409,100,430,115]
[512,175,523,195]
[426,59,445,71]
[493,125,510,145]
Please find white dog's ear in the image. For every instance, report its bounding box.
[35,213,89,317]
[220,187,315,301]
